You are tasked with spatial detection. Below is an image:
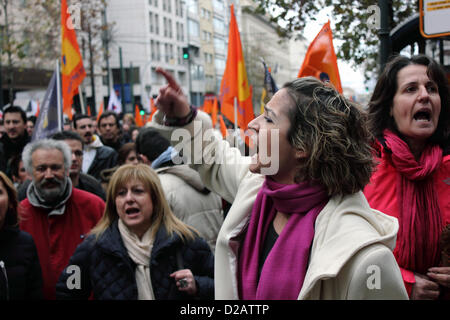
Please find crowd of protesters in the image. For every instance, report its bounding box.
[0,54,449,300]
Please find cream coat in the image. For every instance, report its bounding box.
[149,110,408,300]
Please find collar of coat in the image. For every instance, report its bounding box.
[96,219,184,261]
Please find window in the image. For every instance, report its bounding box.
[156,41,161,61]
[213,36,226,53]
[155,14,159,34]
[168,18,173,38]
[213,17,225,33]
[164,43,169,62]
[188,18,199,38]
[149,12,153,33]
[163,17,168,37]
[187,0,198,14]
[213,0,224,12]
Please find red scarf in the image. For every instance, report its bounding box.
[383,130,443,274]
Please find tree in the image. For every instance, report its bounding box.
[252,0,417,81]
[4,0,113,111]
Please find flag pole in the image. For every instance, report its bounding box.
[78,84,86,114]
[56,59,62,131]
[233,96,238,130]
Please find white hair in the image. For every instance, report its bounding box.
[22,139,72,175]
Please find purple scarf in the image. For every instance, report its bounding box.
[238,177,329,300]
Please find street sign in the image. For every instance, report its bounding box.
[420,0,450,38]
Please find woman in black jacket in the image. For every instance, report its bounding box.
[0,171,43,300]
[56,164,214,300]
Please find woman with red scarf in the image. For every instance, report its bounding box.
[364,55,450,300]
[149,68,408,299]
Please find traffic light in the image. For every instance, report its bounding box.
[182,47,189,60]
[139,109,145,116]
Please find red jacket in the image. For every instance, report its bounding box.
[364,142,450,296]
[20,188,105,299]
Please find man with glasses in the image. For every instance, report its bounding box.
[72,114,117,181]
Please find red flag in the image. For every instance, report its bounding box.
[61,0,86,120]
[219,4,254,130]
[298,21,343,93]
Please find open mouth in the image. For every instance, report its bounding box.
[125,208,140,215]
[413,109,431,122]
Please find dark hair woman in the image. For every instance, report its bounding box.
[0,172,42,300]
[364,54,450,300]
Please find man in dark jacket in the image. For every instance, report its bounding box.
[72,114,117,181]
[97,111,128,151]
[0,106,30,175]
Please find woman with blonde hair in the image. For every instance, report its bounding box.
[56,164,214,300]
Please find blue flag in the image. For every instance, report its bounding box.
[32,70,63,141]
[260,60,278,114]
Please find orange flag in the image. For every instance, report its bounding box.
[219,4,254,130]
[86,105,91,116]
[211,97,218,127]
[35,102,40,117]
[61,0,86,120]
[96,101,104,122]
[147,97,157,122]
[135,105,144,127]
[219,115,228,138]
[297,21,343,93]
[203,98,213,114]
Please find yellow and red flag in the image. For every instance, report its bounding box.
[298,21,342,93]
[61,0,86,120]
[219,4,254,130]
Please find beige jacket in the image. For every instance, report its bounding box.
[149,110,408,300]
[155,164,223,252]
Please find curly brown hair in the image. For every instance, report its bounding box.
[283,77,374,196]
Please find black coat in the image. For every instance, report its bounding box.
[87,146,118,181]
[56,220,214,300]
[0,133,30,176]
[0,226,43,300]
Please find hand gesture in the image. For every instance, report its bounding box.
[427,267,450,288]
[411,273,440,300]
[155,67,190,118]
[170,269,198,296]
